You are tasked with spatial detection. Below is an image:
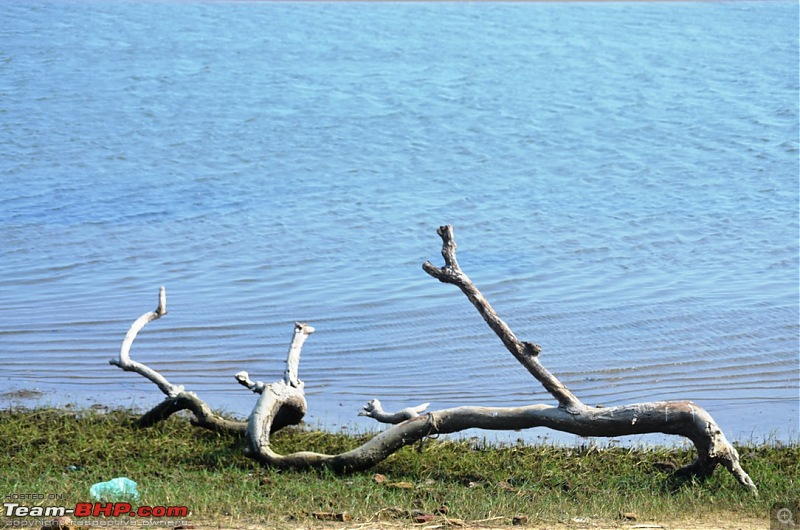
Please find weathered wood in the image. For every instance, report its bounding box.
[244,225,756,492]
[283,322,313,388]
[111,287,245,434]
[239,322,313,445]
[110,226,757,494]
[137,392,246,433]
[419,225,755,492]
[423,225,579,411]
[110,287,184,398]
[242,400,746,476]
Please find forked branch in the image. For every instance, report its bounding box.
[239,322,313,441]
[423,225,755,493]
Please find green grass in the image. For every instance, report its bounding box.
[0,407,796,527]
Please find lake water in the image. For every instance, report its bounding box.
[1,0,797,445]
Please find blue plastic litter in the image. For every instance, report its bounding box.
[89,477,140,501]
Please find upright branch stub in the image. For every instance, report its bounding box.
[284,322,314,388]
[423,225,581,411]
[234,322,314,394]
[110,286,184,398]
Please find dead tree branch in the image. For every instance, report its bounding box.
[239,322,313,448]
[111,227,757,494]
[243,225,757,492]
[110,287,245,433]
[422,225,579,411]
[110,287,182,398]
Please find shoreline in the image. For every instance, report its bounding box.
[3,389,797,449]
[1,407,796,529]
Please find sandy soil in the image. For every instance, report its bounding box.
[193,514,769,530]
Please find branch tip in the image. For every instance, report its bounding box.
[156,286,167,316]
[360,399,431,424]
[295,321,315,335]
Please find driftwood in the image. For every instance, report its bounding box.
[110,286,245,433]
[110,225,757,494]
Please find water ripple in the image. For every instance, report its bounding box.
[0,1,797,443]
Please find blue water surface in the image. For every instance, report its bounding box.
[0,1,797,444]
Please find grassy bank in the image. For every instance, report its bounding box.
[1,407,796,527]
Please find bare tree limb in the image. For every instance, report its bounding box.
[240,226,756,492]
[423,225,580,411]
[137,392,246,433]
[421,225,756,493]
[244,400,752,479]
[110,291,315,437]
[110,287,184,398]
[240,322,313,443]
[284,322,313,388]
[111,287,245,433]
[244,379,308,458]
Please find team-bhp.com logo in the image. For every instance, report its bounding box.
[3,501,189,526]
